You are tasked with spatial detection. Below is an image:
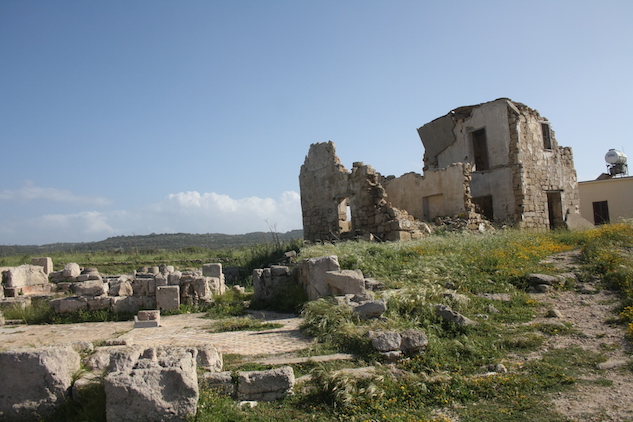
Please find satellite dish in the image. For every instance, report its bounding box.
[605,149,628,176]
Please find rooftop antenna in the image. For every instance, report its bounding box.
[605,149,628,177]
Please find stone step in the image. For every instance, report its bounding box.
[253,353,355,366]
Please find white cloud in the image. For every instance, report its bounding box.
[0,191,302,245]
[0,180,111,206]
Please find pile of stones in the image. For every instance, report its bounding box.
[0,340,295,421]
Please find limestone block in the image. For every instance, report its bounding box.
[110,280,133,296]
[199,371,234,396]
[326,269,366,296]
[62,263,81,279]
[48,270,64,283]
[134,310,160,328]
[87,296,112,311]
[193,276,212,299]
[208,276,228,296]
[104,347,199,422]
[132,277,152,296]
[84,346,140,372]
[270,266,289,277]
[168,271,182,285]
[195,345,223,372]
[435,304,477,326]
[202,263,223,278]
[72,279,108,296]
[3,265,49,288]
[237,366,295,402]
[31,257,53,275]
[110,296,142,314]
[50,296,88,313]
[0,346,80,420]
[139,295,156,310]
[353,300,387,319]
[154,273,167,288]
[297,255,341,301]
[157,285,180,312]
[400,329,428,354]
[369,331,401,352]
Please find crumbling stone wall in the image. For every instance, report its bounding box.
[418,98,583,229]
[382,163,474,221]
[300,98,585,239]
[506,102,580,228]
[299,142,431,242]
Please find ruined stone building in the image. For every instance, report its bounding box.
[299,98,585,242]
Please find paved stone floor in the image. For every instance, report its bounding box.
[0,312,314,356]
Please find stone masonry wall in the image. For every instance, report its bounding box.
[507,102,580,228]
[299,142,431,242]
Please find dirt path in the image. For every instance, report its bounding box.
[533,250,633,421]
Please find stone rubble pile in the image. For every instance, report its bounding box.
[0,339,297,421]
[0,258,228,315]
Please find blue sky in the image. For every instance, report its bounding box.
[1,1,632,245]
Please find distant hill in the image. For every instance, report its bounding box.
[0,230,304,256]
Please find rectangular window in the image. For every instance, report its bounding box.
[541,123,552,149]
[471,128,490,171]
[592,201,610,225]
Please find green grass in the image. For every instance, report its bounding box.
[206,316,283,333]
[14,222,633,421]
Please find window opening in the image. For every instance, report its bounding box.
[592,201,610,225]
[337,197,352,233]
[471,128,490,171]
[541,123,552,149]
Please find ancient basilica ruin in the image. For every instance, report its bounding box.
[299,98,588,242]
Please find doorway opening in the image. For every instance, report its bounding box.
[546,191,564,229]
[472,195,494,221]
[592,201,610,225]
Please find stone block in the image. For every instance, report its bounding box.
[110,280,133,296]
[72,279,108,296]
[50,296,88,313]
[369,331,401,352]
[326,269,366,296]
[195,344,223,372]
[237,366,295,401]
[353,300,387,319]
[0,346,80,420]
[202,263,223,278]
[111,296,142,314]
[62,263,81,279]
[168,271,182,285]
[156,285,180,312]
[297,255,341,301]
[199,371,234,396]
[3,265,49,288]
[87,296,112,311]
[31,257,53,275]
[104,347,198,422]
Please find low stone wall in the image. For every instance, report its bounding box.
[1,258,228,315]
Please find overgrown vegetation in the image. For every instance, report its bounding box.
[191,223,632,422]
[5,222,630,421]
